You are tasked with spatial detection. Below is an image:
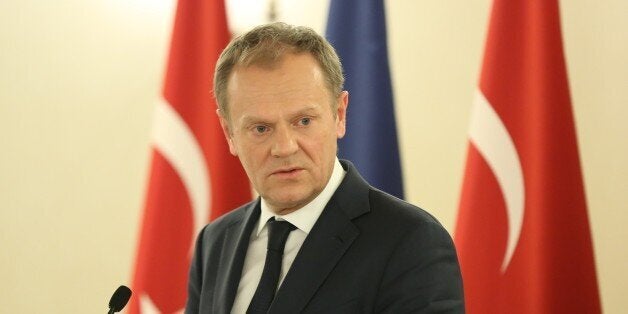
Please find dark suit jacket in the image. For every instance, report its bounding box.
[186,160,464,313]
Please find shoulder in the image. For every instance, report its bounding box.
[367,187,448,237]
[197,199,257,242]
[337,159,447,235]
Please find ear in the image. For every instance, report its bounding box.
[217,109,238,156]
[335,91,349,139]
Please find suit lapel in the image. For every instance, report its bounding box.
[269,160,371,313]
[214,200,261,314]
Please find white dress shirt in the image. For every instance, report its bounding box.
[230,158,346,314]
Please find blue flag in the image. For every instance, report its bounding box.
[326,0,404,199]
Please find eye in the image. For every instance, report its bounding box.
[254,125,268,133]
[298,117,311,126]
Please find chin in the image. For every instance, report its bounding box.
[274,196,307,209]
[267,190,312,211]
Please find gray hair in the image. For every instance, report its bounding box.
[214,22,345,119]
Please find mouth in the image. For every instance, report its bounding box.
[270,167,304,179]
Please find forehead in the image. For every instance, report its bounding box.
[226,53,331,121]
[228,53,325,92]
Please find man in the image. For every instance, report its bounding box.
[186,22,464,313]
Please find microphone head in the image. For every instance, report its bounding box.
[108,285,132,312]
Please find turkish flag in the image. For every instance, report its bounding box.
[127,0,251,312]
[454,0,601,313]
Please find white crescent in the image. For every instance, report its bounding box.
[140,98,212,312]
[468,90,525,272]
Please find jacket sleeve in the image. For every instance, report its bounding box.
[375,219,465,313]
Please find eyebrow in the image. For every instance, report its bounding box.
[239,105,320,126]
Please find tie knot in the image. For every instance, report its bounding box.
[266,219,296,252]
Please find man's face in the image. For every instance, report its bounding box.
[219,53,348,214]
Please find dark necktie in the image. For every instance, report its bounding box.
[247,218,296,314]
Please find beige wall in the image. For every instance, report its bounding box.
[1,0,626,312]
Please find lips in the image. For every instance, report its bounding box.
[270,167,304,178]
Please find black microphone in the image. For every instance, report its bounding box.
[108,285,132,314]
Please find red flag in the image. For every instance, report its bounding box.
[454,0,601,313]
[128,0,251,312]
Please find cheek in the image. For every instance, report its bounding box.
[239,144,267,169]
[302,134,335,162]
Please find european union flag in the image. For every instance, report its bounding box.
[326,0,404,199]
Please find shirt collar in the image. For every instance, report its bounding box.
[257,157,346,236]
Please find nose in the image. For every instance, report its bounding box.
[270,125,298,158]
